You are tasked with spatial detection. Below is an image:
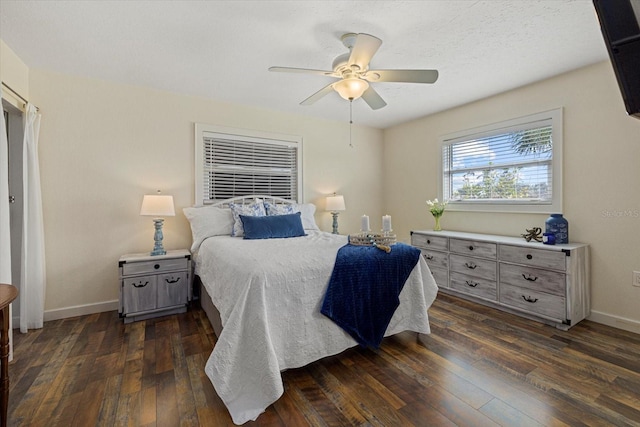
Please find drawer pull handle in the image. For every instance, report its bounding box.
[425,254,434,260]
[522,274,538,282]
[132,281,149,288]
[465,262,477,269]
[468,245,474,251]
[165,277,181,284]
[154,264,160,270]
[522,295,538,303]
[427,239,431,244]
[526,254,533,260]
[465,280,478,288]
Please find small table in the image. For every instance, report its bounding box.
[0,284,18,427]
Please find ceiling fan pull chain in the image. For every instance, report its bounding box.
[349,99,354,148]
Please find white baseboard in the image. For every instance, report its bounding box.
[588,310,640,335]
[43,300,119,322]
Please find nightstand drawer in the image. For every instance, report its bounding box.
[450,254,497,281]
[122,257,189,276]
[411,233,448,251]
[450,238,497,258]
[450,271,496,300]
[499,245,566,271]
[500,263,565,296]
[500,283,565,321]
[420,249,448,270]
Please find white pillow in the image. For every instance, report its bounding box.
[183,205,234,252]
[264,201,319,230]
[229,200,266,237]
[298,203,320,230]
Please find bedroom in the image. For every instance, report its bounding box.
[1,0,640,425]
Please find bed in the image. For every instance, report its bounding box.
[184,195,438,425]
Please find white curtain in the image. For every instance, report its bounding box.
[20,103,45,333]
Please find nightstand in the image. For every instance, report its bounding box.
[118,249,192,323]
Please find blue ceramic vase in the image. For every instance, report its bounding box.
[545,213,568,244]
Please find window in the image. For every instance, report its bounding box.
[195,124,302,205]
[440,108,562,213]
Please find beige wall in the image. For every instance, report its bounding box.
[26,69,383,315]
[383,61,640,332]
[0,40,30,109]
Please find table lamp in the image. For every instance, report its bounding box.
[326,193,346,234]
[140,191,175,256]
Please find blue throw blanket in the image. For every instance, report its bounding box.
[320,243,421,349]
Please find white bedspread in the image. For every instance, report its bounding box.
[197,231,438,425]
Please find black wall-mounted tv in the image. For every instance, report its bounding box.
[593,0,640,119]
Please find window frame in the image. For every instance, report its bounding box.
[438,108,563,214]
[195,123,303,206]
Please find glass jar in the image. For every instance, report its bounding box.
[545,213,568,244]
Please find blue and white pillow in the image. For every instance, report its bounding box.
[264,201,319,230]
[264,201,300,216]
[229,200,266,237]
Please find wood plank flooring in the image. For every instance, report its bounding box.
[7,293,640,426]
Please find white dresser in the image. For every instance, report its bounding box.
[411,230,590,330]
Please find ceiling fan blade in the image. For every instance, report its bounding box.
[365,69,439,84]
[300,83,335,106]
[361,86,387,110]
[348,33,382,71]
[269,66,337,77]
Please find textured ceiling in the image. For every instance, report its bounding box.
[0,0,608,129]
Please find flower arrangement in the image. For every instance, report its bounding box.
[426,198,447,231]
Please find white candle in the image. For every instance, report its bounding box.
[361,215,370,232]
[382,215,392,232]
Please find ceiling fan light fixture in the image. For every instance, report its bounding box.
[333,77,369,100]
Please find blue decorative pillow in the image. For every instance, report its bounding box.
[240,212,306,240]
[229,200,266,237]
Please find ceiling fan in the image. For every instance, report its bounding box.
[269,33,439,110]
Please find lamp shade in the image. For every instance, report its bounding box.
[326,194,346,212]
[333,77,369,100]
[140,195,175,217]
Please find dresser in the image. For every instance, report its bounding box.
[118,249,192,323]
[411,230,590,330]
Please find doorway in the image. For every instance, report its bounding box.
[2,99,24,326]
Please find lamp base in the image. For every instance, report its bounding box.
[331,212,340,235]
[150,218,167,256]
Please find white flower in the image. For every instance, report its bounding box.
[426,198,447,217]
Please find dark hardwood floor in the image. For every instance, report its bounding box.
[7,293,640,426]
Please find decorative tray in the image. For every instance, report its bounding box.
[348,233,397,247]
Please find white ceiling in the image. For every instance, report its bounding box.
[0,0,609,129]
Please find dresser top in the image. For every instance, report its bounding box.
[411,230,588,251]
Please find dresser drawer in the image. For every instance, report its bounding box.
[450,254,497,281]
[429,267,449,289]
[122,257,189,276]
[450,238,497,259]
[450,271,496,301]
[411,233,448,251]
[500,284,566,321]
[420,249,449,270]
[499,245,566,271]
[499,263,565,296]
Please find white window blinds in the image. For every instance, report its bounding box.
[440,109,562,213]
[195,124,302,205]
